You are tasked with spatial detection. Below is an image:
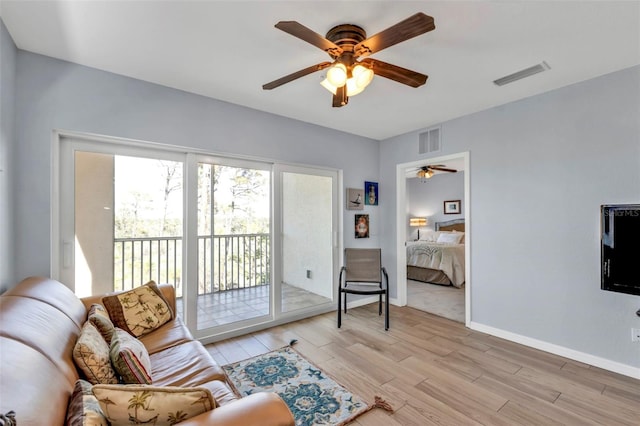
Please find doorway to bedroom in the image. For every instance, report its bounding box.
[396,152,470,325]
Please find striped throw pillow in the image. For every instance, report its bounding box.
[110,328,152,384]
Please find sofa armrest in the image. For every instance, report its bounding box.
[178,392,294,426]
[157,283,177,314]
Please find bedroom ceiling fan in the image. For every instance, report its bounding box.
[417,165,457,180]
[262,12,435,107]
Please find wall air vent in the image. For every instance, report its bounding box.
[493,61,550,86]
[418,126,441,154]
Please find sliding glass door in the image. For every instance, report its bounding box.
[56,134,339,340]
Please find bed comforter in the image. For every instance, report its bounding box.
[406,241,465,287]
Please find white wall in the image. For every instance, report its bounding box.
[12,51,381,283]
[0,20,16,292]
[407,171,464,239]
[381,66,640,371]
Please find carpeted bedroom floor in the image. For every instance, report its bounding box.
[407,279,465,323]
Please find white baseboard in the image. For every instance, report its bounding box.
[469,321,640,380]
[350,298,639,378]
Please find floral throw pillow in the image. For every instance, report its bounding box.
[66,379,109,426]
[110,328,153,384]
[73,322,119,385]
[102,281,173,337]
[92,384,216,426]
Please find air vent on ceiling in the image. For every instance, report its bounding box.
[419,126,441,154]
[493,61,550,86]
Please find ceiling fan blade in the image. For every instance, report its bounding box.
[275,21,343,57]
[429,166,457,173]
[361,58,427,88]
[262,62,332,90]
[354,13,435,58]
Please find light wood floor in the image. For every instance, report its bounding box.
[205,304,640,425]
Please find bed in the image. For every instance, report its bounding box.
[406,218,465,287]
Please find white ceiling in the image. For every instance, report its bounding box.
[1,1,639,140]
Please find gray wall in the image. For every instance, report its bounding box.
[407,172,464,239]
[380,66,640,369]
[0,20,16,292]
[13,51,380,282]
[6,30,640,370]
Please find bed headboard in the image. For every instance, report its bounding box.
[436,218,465,232]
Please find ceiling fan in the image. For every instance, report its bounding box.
[262,13,435,107]
[417,165,457,179]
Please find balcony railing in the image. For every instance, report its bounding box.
[114,233,270,297]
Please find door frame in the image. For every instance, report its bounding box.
[395,151,471,326]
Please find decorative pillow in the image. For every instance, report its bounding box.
[436,232,464,244]
[87,304,116,345]
[110,328,153,384]
[66,379,109,426]
[73,322,119,385]
[92,384,216,426]
[102,281,173,337]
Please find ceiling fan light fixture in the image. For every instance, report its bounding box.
[326,63,347,87]
[345,79,363,97]
[417,168,434,180]
[320,78,338,95]
[345,76,366,96]
[352,64,374,88]
[322,63,374,96]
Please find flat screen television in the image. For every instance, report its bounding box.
[601,204,640,296]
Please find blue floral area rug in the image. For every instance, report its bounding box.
[222,346,385,426]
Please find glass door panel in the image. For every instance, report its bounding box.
[281,171,335,312]
[195,161,271,332]
[63,144,184,318]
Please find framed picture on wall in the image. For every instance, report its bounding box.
[355,214,369,238]
[364,181,378,205]
[444,200,461,214]
[346,188,364,210]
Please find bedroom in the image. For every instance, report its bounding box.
[405,156,466,323]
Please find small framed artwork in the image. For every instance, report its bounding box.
[364,181,378,206]
[346,188,364,210]
[444,200,461,214]
[355,214,369,238]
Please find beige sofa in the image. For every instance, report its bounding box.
[0,276,294,425]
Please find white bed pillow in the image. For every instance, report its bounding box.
[436,232,464,244]
[452,230,465,243]
[418,230,438,242]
